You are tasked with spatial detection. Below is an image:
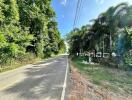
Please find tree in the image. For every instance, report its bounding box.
[0,0,65,66]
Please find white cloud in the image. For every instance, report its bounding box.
[61,0,67,6]
[120,0,132,4]
[96,0,105,4]
[95,0,132,5]
[110,0,132,6]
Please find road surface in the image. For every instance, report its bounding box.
[0,55,69,100]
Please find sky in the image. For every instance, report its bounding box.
[51,0,132,37]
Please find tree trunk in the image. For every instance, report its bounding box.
[109,33,112,57]
[102,34,104,58]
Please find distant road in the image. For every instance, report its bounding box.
[0,55,69,100]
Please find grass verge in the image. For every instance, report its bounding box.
[0,54,61,73]
[0,58,41,73]
[71,56,132,94]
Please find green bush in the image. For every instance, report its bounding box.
[123,50,132,67]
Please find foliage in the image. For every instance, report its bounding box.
[0,0,65,67]
[67,2,132,67]
[123,50,132,66]
[123,28,132,66]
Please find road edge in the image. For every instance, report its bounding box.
[61,55,69,100]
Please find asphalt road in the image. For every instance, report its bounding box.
[0,55,69,100]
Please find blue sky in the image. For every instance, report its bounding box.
[51,0,132,37]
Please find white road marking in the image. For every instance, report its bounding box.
[61,56,69,100]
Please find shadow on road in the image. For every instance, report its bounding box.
[1,56,67,100]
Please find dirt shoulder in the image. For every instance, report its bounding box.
[68,65,132,100]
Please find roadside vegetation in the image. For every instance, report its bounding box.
[71,56,132,95]
[67,2,132,98]
[0,0,66,72]
[67,2,132,69]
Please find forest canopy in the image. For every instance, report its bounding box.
[0,0,66,66]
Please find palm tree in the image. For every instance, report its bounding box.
[101,2,128,55]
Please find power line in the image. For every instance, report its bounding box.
[73,0,84,29]
[73,0,81,29]
[76,0,84,27]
